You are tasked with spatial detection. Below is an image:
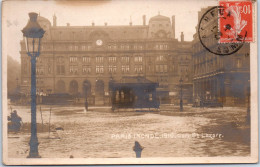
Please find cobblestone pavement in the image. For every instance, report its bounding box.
[7,105,250,158]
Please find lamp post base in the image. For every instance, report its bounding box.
[27,153,41,158]
[27,140,41,158]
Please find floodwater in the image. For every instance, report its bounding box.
[7,105,250,158]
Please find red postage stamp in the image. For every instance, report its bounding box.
[219,1,253,43]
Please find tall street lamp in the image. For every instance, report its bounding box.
[179,77,183,111]
[22,12,45,158]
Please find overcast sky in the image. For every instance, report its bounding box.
[2,0,217,63]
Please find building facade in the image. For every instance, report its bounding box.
[192,8,250,107]
[20,14,193,105]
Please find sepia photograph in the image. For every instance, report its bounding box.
[2,0,258,165]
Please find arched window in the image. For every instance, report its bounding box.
[69,80,78,95]
[82,80,91,97]
[56,80,66,93]
[95,80,104,96]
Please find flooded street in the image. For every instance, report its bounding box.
[8,105,250,158]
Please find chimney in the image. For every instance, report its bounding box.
[105,22,107,26]
[181,32,184,42]
[172,15,175,39]
[143,15,146,26]
[92,21,95,26]
[67,23,70,26]
[53,14,57,27]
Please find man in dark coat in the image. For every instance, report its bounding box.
[133,141,144,158]
[8,110,22,131]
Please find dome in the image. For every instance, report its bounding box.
[37,15,51,25]
[37,15,52,30]
[149,14,170,22]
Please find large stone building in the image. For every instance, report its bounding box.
[192,7,250,107]
[20,14,193,105]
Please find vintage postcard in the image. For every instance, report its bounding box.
[2,0,258,165]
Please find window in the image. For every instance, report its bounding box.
[81,45,86,51]
[121,56,130,63]
[57,65,65,75]
[36,57,43,63]
[236,58,242,68]
[70,66,78,74]
[96,66,104,74]
[36,66,44,75]
[160,65,164,73]
[83,56,91,63]
[55,45,61,51]
[134,56,142,62]
[108,65,117,73]
[134,65,143,73]
[48,65,51,74]
[56,56,65,75]
[108,57,117,63]
[122,65,130,73]
[163,64,169,72]
[56,56,64,63]
[148,65,151,71]
[69,56,78,63]
[96,57,104,63]
[155,65,167,73]
[156,55,166,61]
[155,44,168,50]
[155,65,159,73]
[82,66,91,74]
[164,65,168,72]
[74,45,78,50]
[36,78,44,85]
[69,66,78,75]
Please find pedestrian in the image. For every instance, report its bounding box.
[201,97,204,108]
[84,99,88,112]
[133,141,144,158]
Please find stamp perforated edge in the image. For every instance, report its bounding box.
[217,0,256,43]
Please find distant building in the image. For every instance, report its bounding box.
[20,14,193,105]
[192,8,250,106]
